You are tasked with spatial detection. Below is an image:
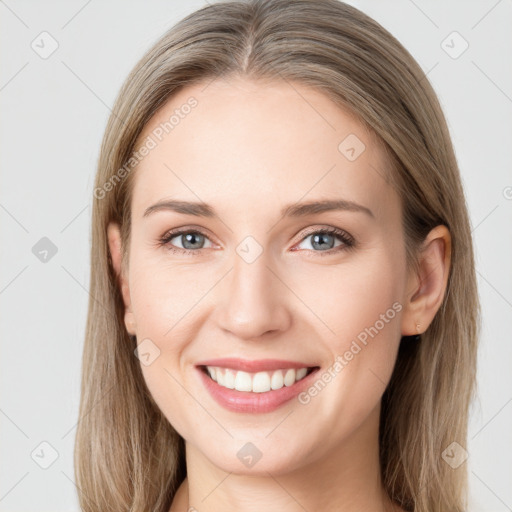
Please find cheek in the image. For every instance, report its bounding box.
[288,249,404,353]
[128,251,210,341]
[297,261,404,439]
[127,255,214,435]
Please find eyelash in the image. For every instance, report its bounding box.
[157,226,355,257]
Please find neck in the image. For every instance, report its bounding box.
[170,404,398,512]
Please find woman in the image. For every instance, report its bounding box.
[75,1,480,511]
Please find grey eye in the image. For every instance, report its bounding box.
[297,232,344,251]
[169,232,213,250]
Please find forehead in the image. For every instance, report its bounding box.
[130,77,398,224]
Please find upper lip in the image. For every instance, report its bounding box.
[196,357,319,373]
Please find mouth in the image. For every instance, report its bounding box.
[195,358,321,413]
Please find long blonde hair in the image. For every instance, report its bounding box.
[75,1,480,510]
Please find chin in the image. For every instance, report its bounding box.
[200,437,313,477]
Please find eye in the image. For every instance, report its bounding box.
[158,229,215,255]
[292,227,355,255]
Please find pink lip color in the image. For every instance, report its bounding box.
[196,363,320,414]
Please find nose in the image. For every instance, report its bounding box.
[214,250,292,341]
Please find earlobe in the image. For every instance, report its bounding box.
[124,311,137,337]
[401,225,452,336]
[107,222,137,336]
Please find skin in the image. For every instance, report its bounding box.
[108,76,451,512]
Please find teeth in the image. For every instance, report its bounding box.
[296,367,307,380]
[253,372,271,393]
[223,369,235,389]
[216,368,225,387]
[234,371,252,392]
[284,369,295,386]
[205,366,311,393]
[270,370,284,390]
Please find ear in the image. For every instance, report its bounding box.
[401,225,452,336]
[107,222,137,336]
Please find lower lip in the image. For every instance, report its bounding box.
[197,366,320,413]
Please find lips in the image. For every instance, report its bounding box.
[195,358,320,413]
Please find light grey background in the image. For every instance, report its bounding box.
[1,0,511,510]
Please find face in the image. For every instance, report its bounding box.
[110,77,416,475]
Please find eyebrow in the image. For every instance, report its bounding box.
[143,198,374,219]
